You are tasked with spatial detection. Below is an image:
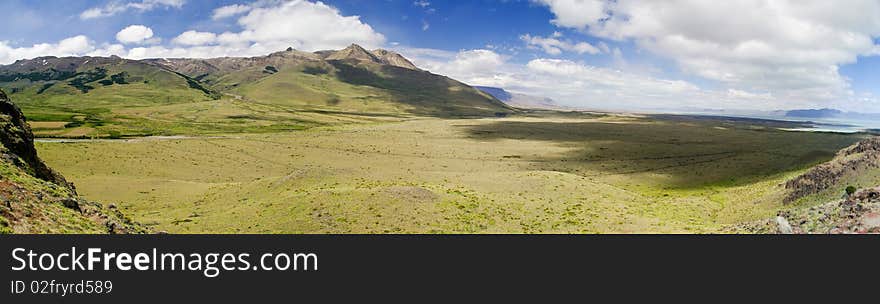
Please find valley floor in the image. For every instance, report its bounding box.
[35,113,864,233]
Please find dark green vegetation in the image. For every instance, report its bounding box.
[0,44,510,139]
[463,115,856,189]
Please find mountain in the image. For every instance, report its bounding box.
[785,108,844,118]
[0,89,147,233]
[0,44,511,138]
[474,86,567,110]
[474,86,512,101]
[784,108,880,122]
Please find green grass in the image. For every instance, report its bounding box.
[36,114,865,233]
[0,152,108,233]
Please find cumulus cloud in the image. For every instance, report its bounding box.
[401,47,880,112]
[116,25,159,44]
[535,0,608,29]
[229,0,385,51]
[535,0,880,105]
[81,0,186,19]
[92,0,387,60]
[0,36,95,64]
[212,4,252,20]
[520,32,601,55]
[172,30,217,46]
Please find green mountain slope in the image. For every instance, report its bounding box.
[0,45,512,138]
[0,56,218,137]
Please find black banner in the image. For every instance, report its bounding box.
[1,235,876,302]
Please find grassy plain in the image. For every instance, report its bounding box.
[35,113,864,233]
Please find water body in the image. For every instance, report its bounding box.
[780,117,880,134]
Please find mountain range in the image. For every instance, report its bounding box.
[781,108,880,122]
[0,44,512,138]
[473,86,567,110]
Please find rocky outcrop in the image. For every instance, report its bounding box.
[370,49,420,70]
[782,137,880,203]
[0,89,75,192]
[733,186,880,234]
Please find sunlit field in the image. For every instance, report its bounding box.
[37,113,863,233]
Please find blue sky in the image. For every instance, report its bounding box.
[2,0,880,113]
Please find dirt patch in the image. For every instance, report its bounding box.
[28,121,68,129]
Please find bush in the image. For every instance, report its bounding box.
[846,186,857,196]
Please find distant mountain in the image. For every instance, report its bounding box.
[474,86,566,110]
[786,108,844,118]
[474,86,513,101]
[783,108,880,121]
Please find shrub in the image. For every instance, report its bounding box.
[846,186,857,196]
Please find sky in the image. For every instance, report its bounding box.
[2,0,880,113]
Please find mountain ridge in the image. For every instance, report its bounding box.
[0,44,513,138]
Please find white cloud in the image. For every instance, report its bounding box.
[413,1,431,8]
[520,32,601,55]
[535,0,608,29]
[172,30,217,46]
[212,4,251,20]
[401,47,880,112]
[116,25,158,45]
[0,36,95,64]
[81,0,186,19]
[77,0,387,60]
[227,0,386,51]
[535,0,880,106]
[87,43,128,57]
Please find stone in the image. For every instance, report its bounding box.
[60,198,81,212]
[776,216,794,234]
[859,212,880,230]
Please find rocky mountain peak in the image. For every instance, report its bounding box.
[320,44,420,70]
[370,49,420,70]
[325,43,383,63]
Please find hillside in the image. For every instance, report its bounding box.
[159,44,511,116]
[0,45,511,138]
[0,89,146,233]
[732,136,880,233]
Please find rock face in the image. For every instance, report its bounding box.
[734,186,880,234]
[783,137,880,203]
[0,89,75,192]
